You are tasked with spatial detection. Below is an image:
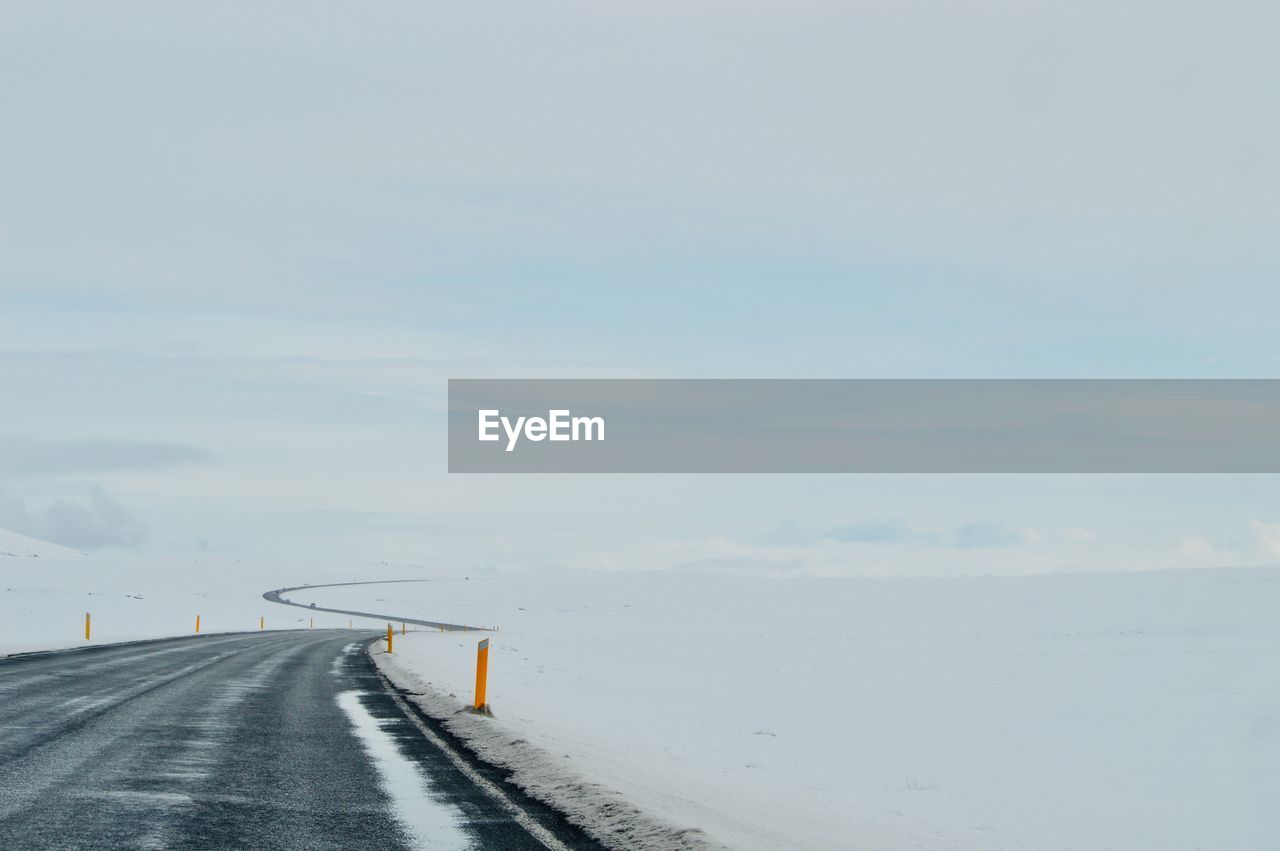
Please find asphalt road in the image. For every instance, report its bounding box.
[0,631,603,850]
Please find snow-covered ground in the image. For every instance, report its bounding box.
[347,568,1280,851]
[4,534,1276,849]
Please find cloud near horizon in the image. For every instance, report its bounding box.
[1253,521,1280,560]
[0,487,148,549]
[766,518,1042,549]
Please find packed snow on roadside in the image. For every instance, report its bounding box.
[339,568,1280,851]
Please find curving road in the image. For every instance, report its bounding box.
[263,580,479,632]
[0,631,601,850]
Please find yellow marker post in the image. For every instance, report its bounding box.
[195,614,201,634]
[401,622,406,636]
[386,624,394,654]
[474,638,490,711]
[85,612,91,641]
[259,616,264,630]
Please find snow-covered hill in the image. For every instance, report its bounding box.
[2,550,1275,849]
[0,528,85,559]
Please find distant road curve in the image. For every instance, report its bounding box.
[263,579,481,632]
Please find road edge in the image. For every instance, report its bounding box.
[368,640,725,851]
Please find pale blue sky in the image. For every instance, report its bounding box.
[2,2,1278,571]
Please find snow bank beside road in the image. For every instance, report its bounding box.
[350,569,1279,851]
[377,647,722,851]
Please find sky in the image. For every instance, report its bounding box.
[2,2,1278,573]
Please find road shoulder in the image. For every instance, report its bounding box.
[370,638,722,851]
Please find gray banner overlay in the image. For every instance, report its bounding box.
[448,379,1280,473]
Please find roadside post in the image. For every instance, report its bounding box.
[84,612,90,641]
[195,614,200,634]
[386,623,394,653]
[259,616,264,630]
[474,638,490,712]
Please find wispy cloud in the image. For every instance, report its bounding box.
[0,436,210,474]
